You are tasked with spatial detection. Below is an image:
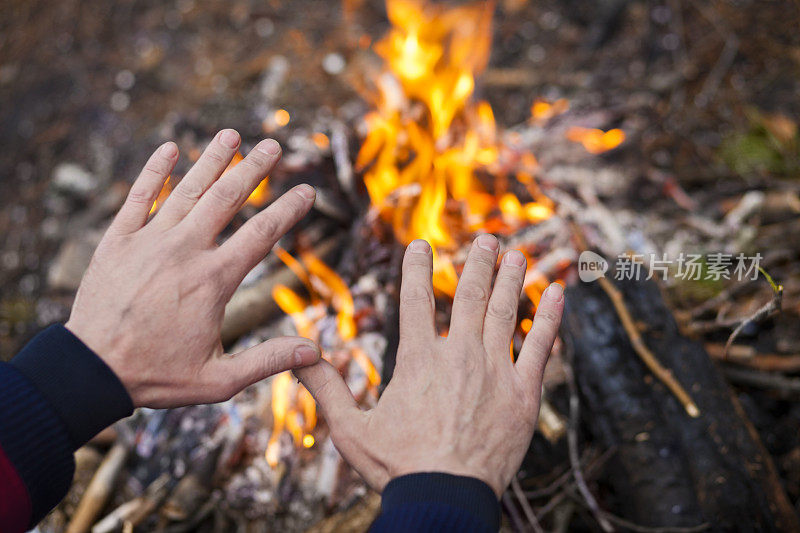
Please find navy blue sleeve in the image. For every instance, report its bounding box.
[10,324,134,449]
[370,473,500,532]
[2,325,133,526]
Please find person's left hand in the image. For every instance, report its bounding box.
[295,235,564,496]
[66,129,321,408]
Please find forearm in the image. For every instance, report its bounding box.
[370,473,500,533]
[0,325,133,532]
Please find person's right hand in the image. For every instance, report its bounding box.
[66,129,321,409]
[295,234,564,497]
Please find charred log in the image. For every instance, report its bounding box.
[562,277,799,532]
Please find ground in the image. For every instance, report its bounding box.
[2,0,799,530]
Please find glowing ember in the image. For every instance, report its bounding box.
[312,132,330,150]
[530,98,569,124]
[566,126,626,154]
[274,109,290,127]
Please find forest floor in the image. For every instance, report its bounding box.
[1,0,799,530]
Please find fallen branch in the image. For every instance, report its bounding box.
[597,276,700,418]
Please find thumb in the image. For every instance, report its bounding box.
[295,360,387,490]
[293,360,362,437]
[218,337,321,397]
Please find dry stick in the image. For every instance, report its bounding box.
[705,343,800,373]
[721,366,800,394]
[510,476,544,533]
[569,223,700,417]
[564,343,615,533]
[597,276,700,418]
[66,442,129,533]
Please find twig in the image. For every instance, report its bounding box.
[706,344,800,373]
[687,279,756,319]
[597,276,700,418]
[691,1,740,109]
[526,447,614,500]
[571,221,700,417]
[564,342,615,532]
[535,491,568,522]
[502,492,528,533]
[723,269,783,357]
[721,366,800,395]
[567,493,710,533]
[511,476,545,533]
[600,512,710,533]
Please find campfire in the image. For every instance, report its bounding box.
[29,0,800,531]
[255,0,631,466]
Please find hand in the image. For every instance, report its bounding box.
[66,129,321,408]
[295,234,564,496]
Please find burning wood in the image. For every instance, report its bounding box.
[23,0,798,531]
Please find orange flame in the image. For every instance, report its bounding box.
[266,249,375,466]
[355,0,559,299]
[222,151,271,207]
[149,177,172,215]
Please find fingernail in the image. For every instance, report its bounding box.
[160,141,178,158]
[409,239,431,254]
[219,129,240,149]
[504,250,526,267]
[294,345,320,366]
[294,184,316,199]
[544,282,564,302]
[256,138,282,155]
[476,233,498,252]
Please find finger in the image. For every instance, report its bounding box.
[516,282,564,387]
[399,240,437,346]
[216,184,316,286]
[182,138,282,241]
[211,336,321,399]
[449,234,499,340]
[155,129,240,226]
[293,360,364,439]
[109,141,178,235]
[483,250,526,358]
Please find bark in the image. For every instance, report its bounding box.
[562,277,799,532]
